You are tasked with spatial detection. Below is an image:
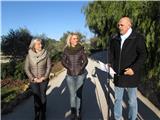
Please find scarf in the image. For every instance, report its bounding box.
[28,49,47,64]
[66,43,83,55]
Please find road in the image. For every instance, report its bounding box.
[2,51,160,120]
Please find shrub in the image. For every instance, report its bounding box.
[1,60,27,80]
[1,61,16,80]
[14,60,27,80]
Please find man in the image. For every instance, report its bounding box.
[109,17,147,120]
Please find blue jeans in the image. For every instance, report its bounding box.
[114,87,137,120]
[66,73,86,116]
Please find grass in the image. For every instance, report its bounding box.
[1,61,64,112]
[1,87,20,107]
[51,61,64,74]
[1,62,63,109]
[1,80,29,109]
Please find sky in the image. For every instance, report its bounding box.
[1,1,94,40]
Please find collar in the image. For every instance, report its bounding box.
[120,28,132,41]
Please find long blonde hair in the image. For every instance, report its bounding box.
[66,32,80,47]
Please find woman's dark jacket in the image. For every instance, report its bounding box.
[109,31,147,87]
[61,44,88,76]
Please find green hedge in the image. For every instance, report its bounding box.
[1,60,27,80]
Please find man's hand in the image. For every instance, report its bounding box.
[124,68,134,76]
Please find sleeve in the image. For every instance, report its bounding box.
[61,49,70,69]
[108,38,114,67]
[131,35,147,72]
[24,55,34,82]
[44,55,52,80]
[81,48,88,70]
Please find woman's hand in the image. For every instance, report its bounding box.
[33,78,42,83]
[33,77,45,83]
[39,77,45,82]
[32,78,39,83]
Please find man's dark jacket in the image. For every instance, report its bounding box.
[109,31,147,87]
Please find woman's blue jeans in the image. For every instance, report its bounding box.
[114,87,137,120]
[66,73,86,116]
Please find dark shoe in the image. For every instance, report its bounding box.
[70,113,76,120]
[42,102,46,113]
[34,111,40,120]
[70,107,77,120]
[34,106,40,120]
[39,110,46,120]
[76,116,81,120]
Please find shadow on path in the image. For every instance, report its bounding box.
[1,76,103,120]
[82,77,103,120]
[95,66,160,120]
[47,77,70,120]
[2,50,160,120]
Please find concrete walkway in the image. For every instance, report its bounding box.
[2,51,160,120]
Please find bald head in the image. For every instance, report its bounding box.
[118,17,132,35]
[119,17,132,27]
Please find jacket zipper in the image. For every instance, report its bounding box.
[37,63,38,78]
[118,41,122,76]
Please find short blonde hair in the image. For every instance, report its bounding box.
[29,38,43,51]
[66,32,79,47]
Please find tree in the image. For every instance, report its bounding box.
[44,38,61,62]
[1,28,32,60]
[83,1,160,73]
[83,1,124,48]
[83,1,160,105]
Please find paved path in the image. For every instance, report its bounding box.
[2,51,160,120]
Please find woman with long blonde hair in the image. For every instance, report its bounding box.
[62,33,88,120]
